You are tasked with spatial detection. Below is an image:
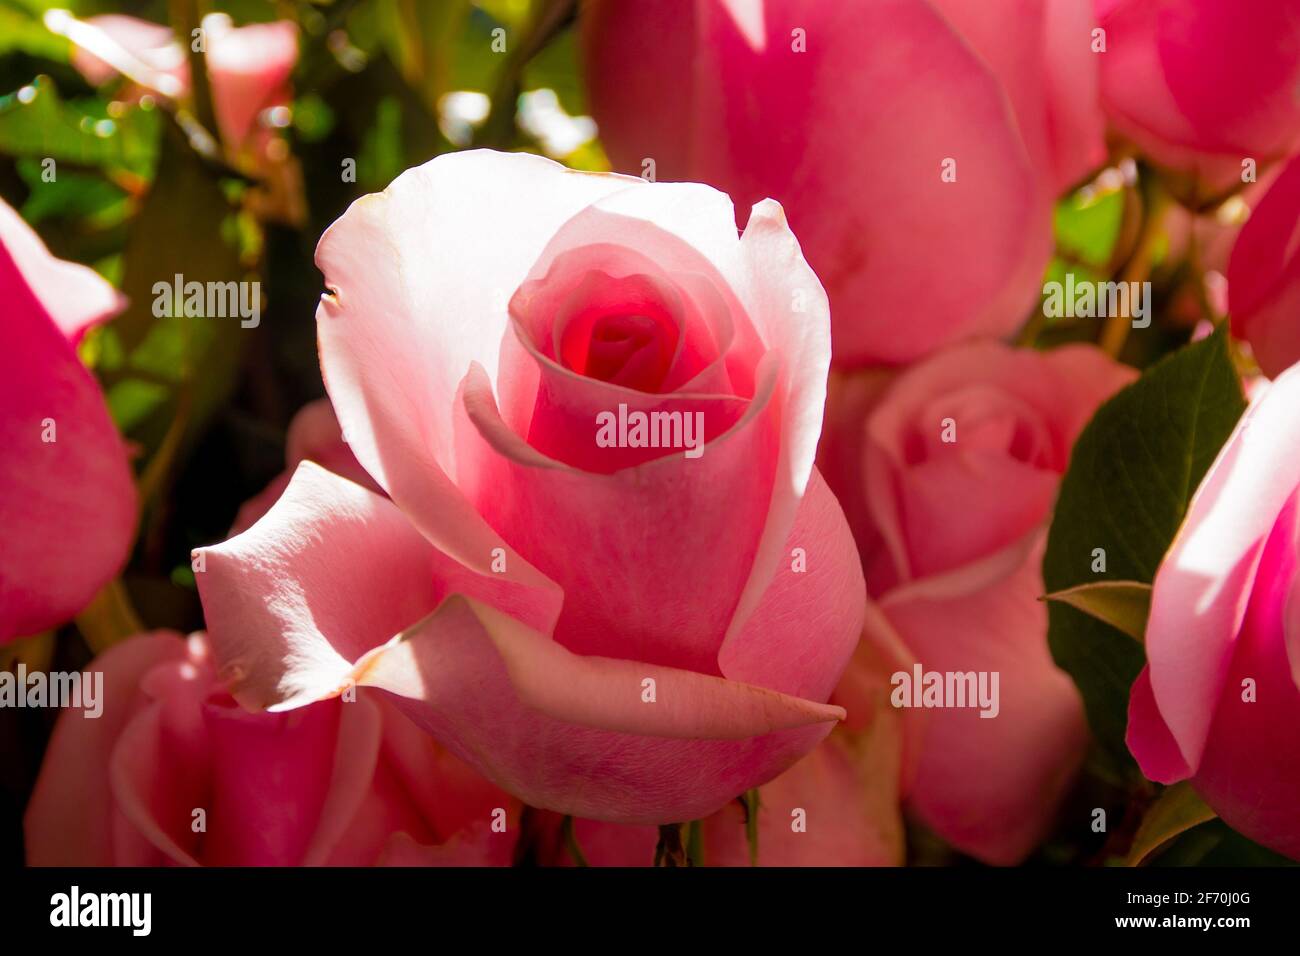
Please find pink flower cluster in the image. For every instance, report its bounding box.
[8,0,1300,866]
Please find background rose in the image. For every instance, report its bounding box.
[1097,0,1300,187]
[1227,155,1300,380]
[1127,368,1300,861]
[69,13,298,161]
[195,149,865,825]
[820,341,1134,863]
[582,0,1104,366]
[0,199,136,645]
[25,631,518,866]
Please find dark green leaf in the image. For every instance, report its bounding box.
[1043,326,1246,770]
[1121,782,1215,866]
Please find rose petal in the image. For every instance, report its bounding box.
[879,536,1087,865]
[1126,667,1192,784]
[0,200,126,341]
[586,0,1048,366]
[456,359,778,672]
[203,16,297,148]
[195,460,561,711]
[1145,365,1300,772]
[0,206,136,643]
[315,150,638,574]
[359,594,842,823]
[1191,493,1300,859]
[718,468,864,702]
[1228,155,1300,379]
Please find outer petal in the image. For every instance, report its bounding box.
[1228,155,1300,379]
[718,468,864,703]
[925,0,1105,191]
[879,537,1087,864]
[1144,365,1300,772]
[1191,492,1300,860]
[196,462,841,823]
[1125,666,1192,784]
[542,733,903,867]
[364,596,844,823]
[0,199,125,340]
[0,206,136,643]
[195,460,560,711]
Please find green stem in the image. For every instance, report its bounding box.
[561,815,588,867]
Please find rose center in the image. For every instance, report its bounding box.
[564,310,678,392]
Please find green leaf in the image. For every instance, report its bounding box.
[104,123,247,465]
[0,75,160,173]
[1043,326,1246,770]
[685,819,704,867]
[0,5,70,61]
[1042,581,1151,642]
[1121,783,1215,866]
[1054,186,1123,267]
[16,158,127,226]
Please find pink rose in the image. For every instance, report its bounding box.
[0,199,136,644]
[1127,367,1300,861]
[820,341,1134,863]
[1228,155,1300,379]
[194,149,865,825]
[25,631,519,866]
[1097,0,1300,181]
[582,0,1105,366]
[69,13,297,156]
